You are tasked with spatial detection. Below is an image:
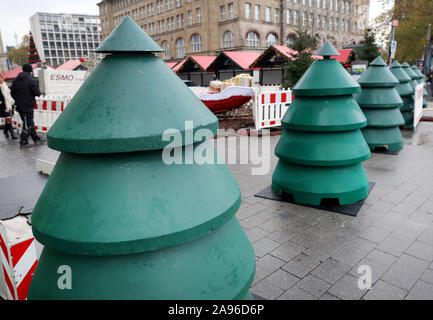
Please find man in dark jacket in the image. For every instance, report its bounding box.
[11,63,43,148]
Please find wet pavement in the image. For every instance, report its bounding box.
[1,113,433,300]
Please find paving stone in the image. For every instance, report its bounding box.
[376,236,412,257]
[417,226,433,245]
[421,269,433,284]
[265,269,300,291]
[359,226,391,243]
[296,275,332,298]
[391,221,428,242]
[289,230,322,249]
[256,254,286,273]
[318,293,341,300]
[303,242,339,262]
[395,254,430,273]
[328,275,368,300]
[245,227,268,243]
[330,243,370,267]
[349,237,377,252]
[282,253,321,278]
[381,264,421,291]
[362,280,407,300]
[252,267,272,286]
[372,212,406,232]
[405,241,433,262]
[277,286,316,300]
[269,242,304,262]
[405,281,433,300]
[365,249,398,268]
[392,202,419,216]
[311,257,351,284]
[349,258,390,285]
[252,238,280,258]
[266,228,296,244]
[251,279,283,300]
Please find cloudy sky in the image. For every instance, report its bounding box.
[1,0,388,50]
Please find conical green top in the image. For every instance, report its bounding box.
[293,43,359,96]
[370,56,387,66]
[358,56,399,88]
[410,65,424,79]
[96,16,163,53]
[48,19,218,154]
[316,41,340,57]
[401,62,418,78]
[390,61,412,83]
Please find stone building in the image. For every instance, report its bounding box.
[98,0,370,61]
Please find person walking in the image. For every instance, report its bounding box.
[0,74,17,139]
[10,63,43,148]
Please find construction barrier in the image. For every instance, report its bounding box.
[11,96,72,134]
[253,88,292,130]
[0,218,41,300]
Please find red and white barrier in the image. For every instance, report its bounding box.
[253,89,292,130]
[0,218,40,300]
[11,96,71,134]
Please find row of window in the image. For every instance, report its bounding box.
[115,7,201,31]
[44,49,92,58]
[111,0,190,12]
[286,0,354,15]
[160,31,291,60]
[42,41,100,50]
[38,14,99,25]
[39,24,100,34]
[41,33,101,42]
[285,10,364,33]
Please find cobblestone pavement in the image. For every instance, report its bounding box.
[2,118,433,300]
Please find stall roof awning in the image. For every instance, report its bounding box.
[172,59,187,72]
[250,46,323,68]
[207,51,260,71]
[176,56,217,73]
[0,64,54,81]
[56,60,83,70]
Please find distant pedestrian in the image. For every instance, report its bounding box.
[0,74,17,139]
[11,63,44,148]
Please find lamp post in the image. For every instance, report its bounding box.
[423,24,431,75]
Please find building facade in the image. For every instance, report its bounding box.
[29,12,103,67]
[98,0,370,61]
[0,29,8,72]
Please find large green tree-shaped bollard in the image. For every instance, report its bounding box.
[272,42,370,206]
[355,56,404,151]
[410,64,428,108]
[27,17,256,300]
[390,61,414,129]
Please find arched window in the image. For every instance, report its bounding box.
[176,38,185,58]
[245,31,260,47]
[191,34,202,52]
[162,41,170,59]
[286,34,294,45]
[222,30,235,48]
[266,33,278,47]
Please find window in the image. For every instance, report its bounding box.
[246,31,260,47]
[228,3,234,19]
[330,0,333,10]
[254,5,260,20]
[323,0,326,9]
[329,17,333,30]
[317,15,320,28]
[317,0,321,8]
[302,12,306,26]
[266,33,278,47]
[187,10,192,24]
[245,3,252,19]
[322,15,326,29]
[309,0,313,6]
[274,8,279,23]
[309,13,313,27]
[222,30,235,48]
[286,10,291,24]
[176,38,185,58]
[293,10,298,25]
[162,41,170,59]
[265,7,271,22]
[221,6,226,21]
[191,34,202,52]
[286,35,294,45]
[196,8,201,23]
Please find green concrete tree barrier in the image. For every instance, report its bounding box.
[390,61,415,129]
[272,42,371,206]
[355,56,404,152]
[27,17,255,300]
